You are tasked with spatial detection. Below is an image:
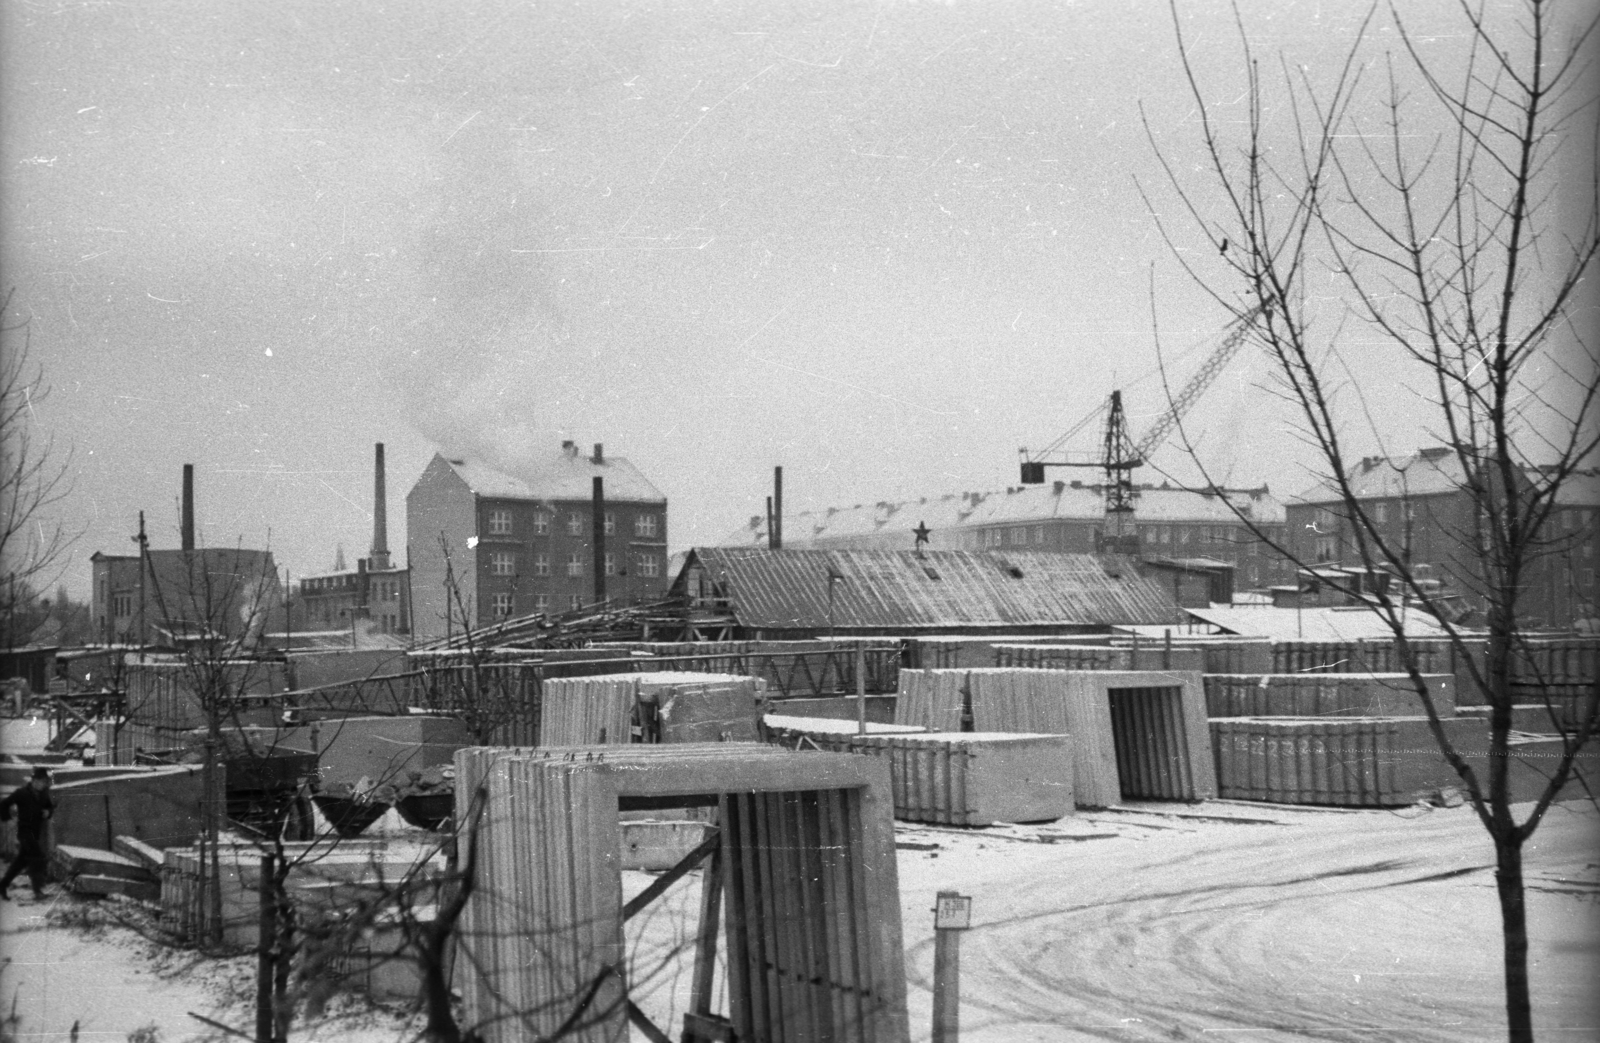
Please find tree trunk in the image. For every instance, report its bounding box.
[1496,834,1532,1043]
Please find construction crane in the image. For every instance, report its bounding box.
[1018,306,1264,552]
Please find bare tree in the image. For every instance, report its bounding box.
[1145,2,1598,1039]
[0,291,77,650]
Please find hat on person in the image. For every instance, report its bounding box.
[30,766,51,780]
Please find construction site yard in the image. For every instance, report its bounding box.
[2,799,1595,1043]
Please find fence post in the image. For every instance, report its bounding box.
[857,645,867,737]
[256,852,277,1043]
[932,891,971,1043]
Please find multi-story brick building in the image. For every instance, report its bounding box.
[1284,448,1599,627]
[723,480,1294,591]
[406,441,669,639]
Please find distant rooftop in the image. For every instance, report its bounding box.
[719,481,1283,548]
[432,444,666,504]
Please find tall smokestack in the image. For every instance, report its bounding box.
[773,466,783,550]
[181,464,195,551]
[592,476,606,607]
[370,443,391,570]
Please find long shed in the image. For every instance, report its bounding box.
[672,547,1185,639]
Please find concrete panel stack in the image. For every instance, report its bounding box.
[762,716,1072,825]
[453,743,908,1043]
[1211,719,1402,805]
[1203,673,1457,718]
[994,643,1206,673]
[894,669,966,732]
[539,671,758,746]
[157,836,445,946]
[852,733,1073,825]
[892,668,1215,807]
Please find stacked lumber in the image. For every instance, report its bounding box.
[539,672,759,746]
[894,668,1214,807]
[1203,673,1457,718]
[454,743,909,1043]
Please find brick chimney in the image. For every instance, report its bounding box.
[369,443,391,571]
[181,464,195,551]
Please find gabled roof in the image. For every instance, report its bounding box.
[1290,448,1469,505]
[676,547,1185,629]
[427,451,665,504]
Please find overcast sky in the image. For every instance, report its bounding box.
[2,0,1572,597]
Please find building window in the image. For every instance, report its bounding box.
[635,514,658,538]
[1179,529,1190,545]
[569,594,584,611]
[491,593,514,617]
[534,594,549,612]
[1034,526,1044,544]
[491,552,515,576]
[605,553,616,576]
[113,593,132,618]
[534,553,550,577]
[488,509,512,536]
[567,553,584,577]
[604,512,616,535]
[567,512,583,535]
[639,554,660,578]
[1374,502,1388,524]
[532,512,549,535]
[1584,569,1595,588]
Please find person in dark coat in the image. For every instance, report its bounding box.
[0,766,55,900]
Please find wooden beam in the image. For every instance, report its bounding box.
[622,829,720,922]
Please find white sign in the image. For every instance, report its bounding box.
[934,892,971,930]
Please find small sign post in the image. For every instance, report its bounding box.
[932,891,971,1043]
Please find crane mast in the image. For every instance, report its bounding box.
[1018,306,1263,554]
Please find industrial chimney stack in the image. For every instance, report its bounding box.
[370,442,391,571]
[181,464,195,551]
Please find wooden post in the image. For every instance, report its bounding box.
[856,644,867,736]
[1163,629,1172,671]
[931,891,971,1043]
[256,853,276,1043]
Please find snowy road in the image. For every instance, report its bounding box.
[896,803,1600,1042]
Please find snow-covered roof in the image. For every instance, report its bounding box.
[439,451,665,504]
[1183,604,1455,641]
[719,482,1284,548]
[1290,449,1468,505]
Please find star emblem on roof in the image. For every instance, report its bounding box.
[913,521,931,547]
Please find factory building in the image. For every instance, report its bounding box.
[406,441,669,639]
[295,444,410,635]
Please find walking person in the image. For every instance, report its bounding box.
[0,766,55,901]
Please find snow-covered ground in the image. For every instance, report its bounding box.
[2,799,1595,1042]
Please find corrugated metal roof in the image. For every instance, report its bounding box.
[682,548,1185,629]
[442,452,665,504]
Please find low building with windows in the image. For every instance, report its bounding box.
[406,441,669,639]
